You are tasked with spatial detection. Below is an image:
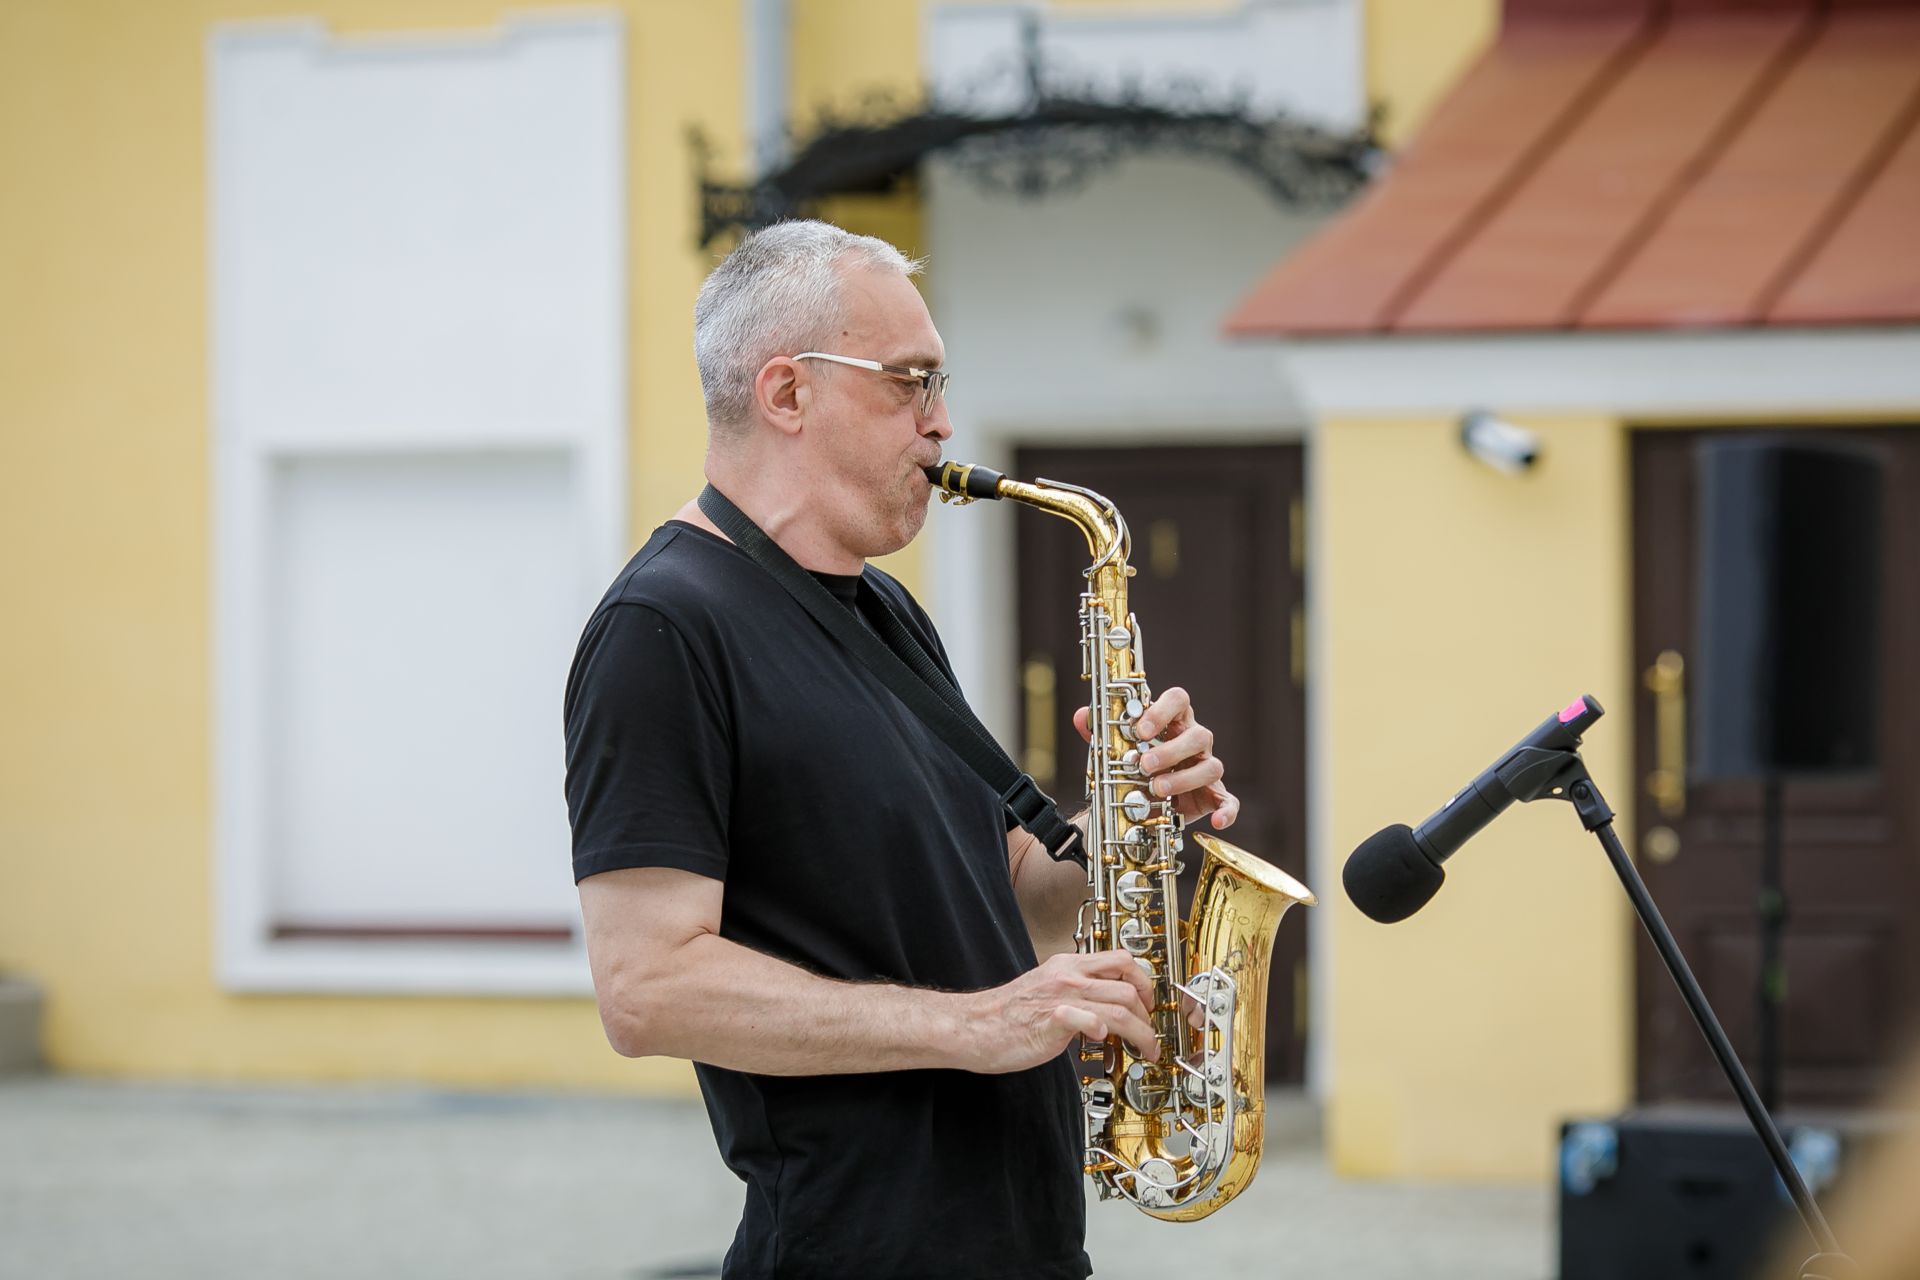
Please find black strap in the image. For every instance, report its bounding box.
[698,485,1085,865]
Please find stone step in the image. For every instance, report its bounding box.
[0,975,44,1073]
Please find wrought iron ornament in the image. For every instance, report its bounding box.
[695,24,1379,246]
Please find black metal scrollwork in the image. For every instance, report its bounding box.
[694,27,1380,247]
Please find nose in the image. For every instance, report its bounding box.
[920,397,953,442]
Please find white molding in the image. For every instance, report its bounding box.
[217,940,594,996]
[1276,328,1920,419]
[209,11,624,997]
[743,0,790,170]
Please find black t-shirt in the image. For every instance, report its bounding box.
[563,521,1090,1280]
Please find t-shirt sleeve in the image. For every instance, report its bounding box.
[563,602,732,884]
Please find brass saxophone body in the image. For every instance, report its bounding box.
[927,461,1316,1222]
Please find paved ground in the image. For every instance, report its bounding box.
[0,1075,1553,1279]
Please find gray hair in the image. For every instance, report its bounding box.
[694,220,924,429]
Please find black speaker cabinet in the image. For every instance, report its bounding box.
[1693,438,1883,781]
[1558,1108,1879,1280]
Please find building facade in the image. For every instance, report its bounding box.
[25,0,1815,1192]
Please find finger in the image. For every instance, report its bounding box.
[1139,723,1212,777]
[1050,1004,1107,1043]
[1173,782,1239,828]
[1150,755,1225,801]
[1072,706,1092,745]
[1207,786,1241,830]
[1080,950,1155,1006]
[1132,685,1191,741]
[1083,1000,1161,1062]
[1077,977,1152,1020]
[1050,1000,1160,1064]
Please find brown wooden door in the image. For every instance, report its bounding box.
[1014,444,1310,1083]
[1631,426,1920,1107]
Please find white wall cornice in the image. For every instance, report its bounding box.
[1273,328,1920,420]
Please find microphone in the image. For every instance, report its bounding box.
[1344,695,1605,922]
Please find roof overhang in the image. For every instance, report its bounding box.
[1226,2,1920,338]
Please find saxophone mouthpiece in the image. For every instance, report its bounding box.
[925,461,1005,504]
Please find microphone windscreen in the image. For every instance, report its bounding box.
[1343,824,1446,923]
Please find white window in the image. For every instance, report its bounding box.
[210,14,625,992]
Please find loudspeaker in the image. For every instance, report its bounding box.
[1558,1110,1857,1280]
[1693,439,1883,781]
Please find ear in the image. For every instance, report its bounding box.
[753,357,808,438]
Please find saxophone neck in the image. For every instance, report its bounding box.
[926,463,1129,571]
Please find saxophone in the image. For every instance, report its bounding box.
[927,461,1316,1222]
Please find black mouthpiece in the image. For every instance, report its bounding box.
[925,462,1004,500]
[1344,824,1447,923]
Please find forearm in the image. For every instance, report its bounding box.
[600,931,977,1075]
[1010,812,1092,959]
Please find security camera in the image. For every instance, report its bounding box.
[1459,409,1540,475]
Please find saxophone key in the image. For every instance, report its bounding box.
[1193,1121,1229,1169]
[1114,870,1153,911]
[1135,1158,1181,1208]
[1121,1061,1173,1112]
[1179,1070,1214,1109]
[1117,916,1158,956]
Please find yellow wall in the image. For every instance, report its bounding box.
[0,0,1548,1131]
[0,0,745,1092]
[1317,414,1637,1179]
[1365,0,1501,145]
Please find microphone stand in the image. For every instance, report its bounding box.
[1492,743,1851,1280]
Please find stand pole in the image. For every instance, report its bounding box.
[1759,774,1786,1112]
[1561,774,1841,1259]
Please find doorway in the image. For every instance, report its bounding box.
[1631,426,1920,1105]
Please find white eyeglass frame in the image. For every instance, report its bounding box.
[791,351,949,416]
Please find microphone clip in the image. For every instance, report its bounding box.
[1495,746,1614,832]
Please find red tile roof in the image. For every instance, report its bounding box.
[1225,3,1920,336]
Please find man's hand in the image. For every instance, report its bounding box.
[959,949,1159,1074]
[1072,684,1240,830]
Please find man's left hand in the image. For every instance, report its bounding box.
[1071,685,1239,831]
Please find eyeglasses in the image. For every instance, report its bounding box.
[792,352,949,417]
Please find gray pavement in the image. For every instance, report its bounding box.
[0,1075,1553,1279]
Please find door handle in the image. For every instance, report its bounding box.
[1644,649,1687,820]
[1022,654,1057,794]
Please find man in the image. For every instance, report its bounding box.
[564,220,1238,1280]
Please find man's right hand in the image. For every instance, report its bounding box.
[959,949,1160,1074]
[583,867,1163,1077]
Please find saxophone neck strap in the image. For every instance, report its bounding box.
[696,484,1086,866]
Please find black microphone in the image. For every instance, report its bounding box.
[1344,695,1606,922]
